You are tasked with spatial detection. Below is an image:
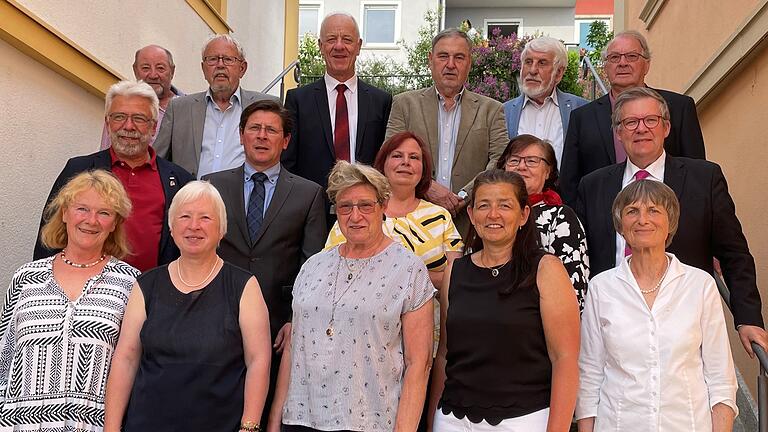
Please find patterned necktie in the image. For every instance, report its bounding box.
[247,172,268,243]
[334,83,350,161]
[624,169,653,256]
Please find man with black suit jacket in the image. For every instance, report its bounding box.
[576,87,766,355]
[560,31,705,204]
[34,81,193,271]
[281,13,391,224]
[204,99,326,425]
[154,34,278,178]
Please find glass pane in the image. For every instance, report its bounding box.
[299,8,319,36]
[364,8,396,44]
[486,24,518,38]
[579,22,592,49]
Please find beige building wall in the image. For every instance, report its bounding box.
[621,0,768,398]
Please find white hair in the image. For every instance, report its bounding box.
[105,80,159,121]
[522,36,568,71]
[168,180,228,237]
[202,34,245,60]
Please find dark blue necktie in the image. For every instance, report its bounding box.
[247,172,268,243]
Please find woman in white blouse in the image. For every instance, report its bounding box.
[576,180,738,432]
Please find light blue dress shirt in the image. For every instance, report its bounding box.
[198,88,244,179]
[243,162,281,217]
[436,89,463,190]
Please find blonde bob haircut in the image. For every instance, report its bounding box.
[612,179,680,248]
[40,170,133,259]
[168,180,228,237]
[326,160,391,205]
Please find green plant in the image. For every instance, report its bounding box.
[558,50,583,96]
[585,21,613,66]
[399,7,441,90]
[297,33,325,84]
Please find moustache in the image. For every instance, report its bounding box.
[117,130,142,139]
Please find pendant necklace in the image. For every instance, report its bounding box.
[327,249,372,337]
[481,251,510,277]
[60,249,106,269]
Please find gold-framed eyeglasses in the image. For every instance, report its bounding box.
[203,55,242,66]
[336,200,379,215]
[246,124,283,136]
[505,155,549,168]
[107,113,152,126]
[605,52,648,63]
[618,115,665,131]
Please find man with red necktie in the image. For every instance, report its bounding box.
[575,87,766,356]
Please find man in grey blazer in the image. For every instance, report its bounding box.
[154,34,278,178]
[503,36,588,168]
[203,99,326,425]
[386,28,508,233]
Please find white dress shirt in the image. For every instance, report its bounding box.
[577,253,738,431]
[324,73,358,163]
[518,87,564,167]
[436,88,463,189]
[614,152,667,266]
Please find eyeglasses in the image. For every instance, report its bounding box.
[605,52,648,63]
[203,55,242,66]
[618,115,665,131]
[336,200,379,215]
[245,124,283,136]
[107,113,152,126]
[505,155,550,168]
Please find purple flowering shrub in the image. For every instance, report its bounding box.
[467,27,532,102]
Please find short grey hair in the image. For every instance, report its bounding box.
[202,34,245,60]
[168,180,228,237]
[522,36,568,71]
[611,87,670,131]
[612,179,680,247]
[431,28,473,52]
[602,30,652,61]
[319,12,360,39]
[105,80,160,121]
[326,161,391,204]
[133,45,175,68]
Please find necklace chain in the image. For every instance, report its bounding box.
[632,255,671,294]
[480,251,510,278]
[60,249,106,269]
[327,247,375,337]
[177,256,220,288]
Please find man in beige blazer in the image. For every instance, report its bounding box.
[386,29,508,233]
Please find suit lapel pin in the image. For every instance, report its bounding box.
[169,176,177,187]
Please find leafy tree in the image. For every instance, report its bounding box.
[399,7,441,89]
[558,50,583,96]
[585,21,613,66]
[297,33,325,84]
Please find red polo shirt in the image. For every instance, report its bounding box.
[110,147,164,271]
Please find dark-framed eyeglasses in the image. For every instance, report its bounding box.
[107,112,152,126]
[618,115,665,131]
[505,155,550,168]
[336,200,380,215]
[203,55,242,66]
[605,52,648,63]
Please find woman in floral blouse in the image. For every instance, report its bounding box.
[498,134,589,309]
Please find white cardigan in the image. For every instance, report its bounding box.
[576,253,738,431]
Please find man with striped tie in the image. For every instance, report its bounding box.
[575,86,766,355]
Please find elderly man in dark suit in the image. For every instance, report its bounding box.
[560,30,706,204]
[281,13,391,225]
[575,87,766,356]
[203,99,326,425]
[154,34,278,178]
[34,80,193,271]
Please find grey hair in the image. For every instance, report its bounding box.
[602,30,652,61]
[168,180,228,237]
[105,80,160,121]
[133,44,175,68]
[612,179,680,248]
[431,28,473,52]
[611,87,670,131]
[522,36,568,71]
[326,161,391,204]
[319,12,360,39]
[202,34,245,60]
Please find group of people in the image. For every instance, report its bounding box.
[0,10,764,432]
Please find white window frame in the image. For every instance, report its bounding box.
[360,1,402,49]
[298,0,324,38]
[574,16,613,49]
[483,18,524,39]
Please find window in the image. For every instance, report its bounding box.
[299,2,322,37]
[361,2,401,47]
[484,19,523,39]
[575,18,612,50]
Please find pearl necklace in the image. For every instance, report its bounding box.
[632,255,671,294]
[60,249,106,268]
[480,251,510,277]
[177,257,220,288]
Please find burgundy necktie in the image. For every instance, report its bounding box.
[624,169,653,256]
[334,84,350,161]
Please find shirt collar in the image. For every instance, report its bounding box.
[625,150,666,181]
[523,86,559,108]
[244,161,281,185]
[109,145,157,171]
[205,87,242,107]
[615,252,686,289]
[325,73,358,94]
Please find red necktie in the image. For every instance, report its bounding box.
[624,169,653,256]
[334,84,350,161]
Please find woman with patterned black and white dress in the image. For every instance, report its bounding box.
[0,170,138,431]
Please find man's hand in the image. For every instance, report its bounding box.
[425,181,464,214]
[273,322,292,353]
[738,325,768,359]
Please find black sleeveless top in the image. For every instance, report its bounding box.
[440,253,551,425]
[124,262,252,432]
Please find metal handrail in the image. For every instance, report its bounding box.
[580,55,608,99]
[713,271,768,431]
[262,60,300,101]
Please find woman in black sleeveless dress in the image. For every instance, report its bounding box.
[104,181,272,432]
[428,170,580,431]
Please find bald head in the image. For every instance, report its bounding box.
[132,45,175,104]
